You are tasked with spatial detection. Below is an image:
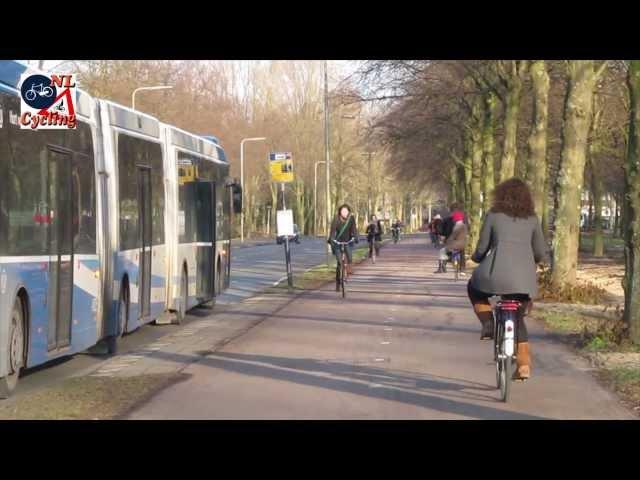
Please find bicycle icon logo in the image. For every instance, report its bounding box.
[25,83,54,102]
[20,74,57,110]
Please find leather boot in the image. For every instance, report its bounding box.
[514,342,531,380]
[474,303,494,340]
[336,269,341,291]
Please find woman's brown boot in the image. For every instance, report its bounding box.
[473,303,494,340]
[514,342,531,380]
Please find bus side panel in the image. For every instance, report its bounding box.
[69,256,101,354]
[176,244,198,310]
[150,243,167,318]
[115,249,139,331]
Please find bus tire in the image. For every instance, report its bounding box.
[118,282,129,338]
[176,267,188,324]
[0,298,26,399]
[216,258,223,296]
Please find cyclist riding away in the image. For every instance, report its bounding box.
[467,178,548,380]
[366,215,383,258]
[435,209,467,274]
[391,218,401,243]
[429,214,443,247]
[328,204,359,291]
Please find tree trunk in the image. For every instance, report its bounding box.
[463,132,473,213]
[591,169,605,257]
[614,194,621,237]
[551,61,600,288]
[499,80,523,182]
[295,180,305,235]
[449,163,458,205]
[468,97,484,255]
[624,60,640,344]
[527,60,550,223]
[456,163,466,206]
[482,92,497,214]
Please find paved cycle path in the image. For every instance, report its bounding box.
[128,237,635,419]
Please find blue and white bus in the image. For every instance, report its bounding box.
[0,61,241,397]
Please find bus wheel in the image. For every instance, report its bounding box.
[118,284,129,338]
[0,298,25,399]
[216,259,223,296]
[176,268,188,324]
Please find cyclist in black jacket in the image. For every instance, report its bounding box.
[366,215,383,258]
[328,204,359,291]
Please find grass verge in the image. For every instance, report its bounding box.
[0,373,180,420]
[272,243,374,292]
[534,306,640,414]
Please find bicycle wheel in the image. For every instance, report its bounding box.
[501,357,513,402]
[494,319,502,388]
[341,254,347,298]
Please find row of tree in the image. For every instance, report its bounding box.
[72,60,428,237]
[353,60,639,344]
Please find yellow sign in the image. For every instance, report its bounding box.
[269,152,294,183]
[178,164,199,185]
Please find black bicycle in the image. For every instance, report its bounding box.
[451,249,463,281]
[492,297,528,402]
[333,238,355,298]
[392,228,400,243]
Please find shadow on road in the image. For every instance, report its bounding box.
[134,349,547,419]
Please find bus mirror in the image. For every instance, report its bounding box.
[232,184,243,213]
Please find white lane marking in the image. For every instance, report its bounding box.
[374,358,386,362]
[381,341,391,345]
[384,327,393,331]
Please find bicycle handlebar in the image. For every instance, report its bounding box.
[332,238,355,245]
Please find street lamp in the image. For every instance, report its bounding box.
[131,85,173,110]
[240,137,267,243]
[314,160,329,236]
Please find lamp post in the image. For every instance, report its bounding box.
[240,137,267,242]
[314,160,327,236]
[131,85,173,110]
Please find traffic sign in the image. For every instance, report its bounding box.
[270,152,294,183]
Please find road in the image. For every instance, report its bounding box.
[11,236,336,398]
[218,236,334,304]
[128,237,634,420]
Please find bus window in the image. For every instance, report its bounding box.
[0,92,59,256]
[117,134,164,250]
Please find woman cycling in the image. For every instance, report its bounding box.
[468,178,548,380]
[366,215,383,258]
[328,204,359,291]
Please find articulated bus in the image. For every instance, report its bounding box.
[0,60,242,397]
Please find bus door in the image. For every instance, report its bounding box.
[195,181,215,300]
[47,149,74,350]
[137,166,152,319]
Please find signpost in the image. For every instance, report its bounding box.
[271,152,294,289]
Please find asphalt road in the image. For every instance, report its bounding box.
[217,236,337,304]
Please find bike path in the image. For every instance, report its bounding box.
[127,238,635,419]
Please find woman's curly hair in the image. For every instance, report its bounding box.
[490,178,536,218]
